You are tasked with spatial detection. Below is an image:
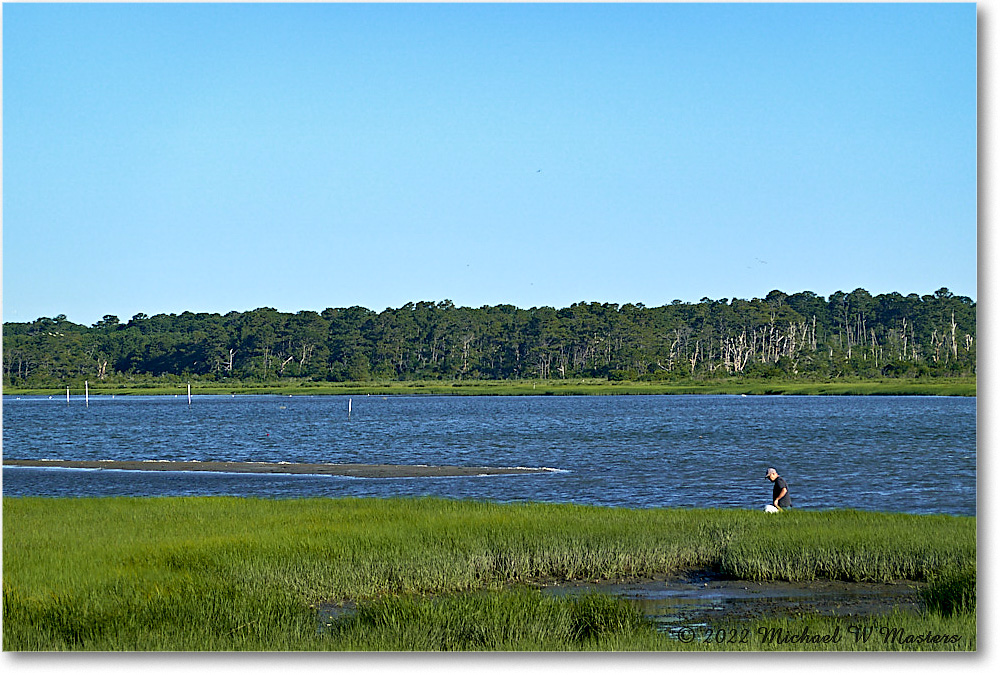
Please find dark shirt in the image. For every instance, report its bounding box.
[773,476,791,507]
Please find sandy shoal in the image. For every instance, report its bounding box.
[3,458,554,478]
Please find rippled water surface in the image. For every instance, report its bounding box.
[1,394,976,515]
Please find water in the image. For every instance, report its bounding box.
[539,573,925,635]
[1,394,976,516]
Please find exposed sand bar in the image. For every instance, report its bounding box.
[3,458,558,478]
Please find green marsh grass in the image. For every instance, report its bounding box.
[921,561,977,616]
[5,376,975,398]
[329,594,975,651]
[327,589,655,650]
[3,497,976,650]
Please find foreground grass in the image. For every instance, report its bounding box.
[2,497,976,651]
[327,591,975,651]
[4,376,976,397]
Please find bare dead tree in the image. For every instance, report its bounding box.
[457,333,474,376]
[951,311,959,361]
[299,343,314,369]
[689,340,700,375]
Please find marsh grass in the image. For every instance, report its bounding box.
[921,562,977,616]
[327,589,655,650]
[2,497,976,650]
[5,376,975,397]
[327,593,975,652]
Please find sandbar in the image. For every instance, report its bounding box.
[2,458,557,478]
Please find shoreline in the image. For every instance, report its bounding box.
[2,458,559,478]
[1,376,977,398]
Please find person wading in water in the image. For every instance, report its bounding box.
[765,467,791,510]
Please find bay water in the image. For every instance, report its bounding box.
[1,394,976,516]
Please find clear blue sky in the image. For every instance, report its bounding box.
[2,2,978,327]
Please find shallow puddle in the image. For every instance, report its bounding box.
[315,571,926,637]
[537,571,926,633]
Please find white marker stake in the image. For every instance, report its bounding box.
[348,398,352,418]
[67,387,70,403]
[85,381,89,407]
[188,383,192,406]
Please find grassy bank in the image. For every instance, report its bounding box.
[2,497,975,651]
[3,376,976,397]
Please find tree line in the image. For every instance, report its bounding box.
[2,288,976,387]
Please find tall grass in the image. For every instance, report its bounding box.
[921,562,977,616]
[325,589,654,651]
[3,496,976,650]
[327,593,975,651]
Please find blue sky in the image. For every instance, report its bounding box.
[2,2,978,327]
